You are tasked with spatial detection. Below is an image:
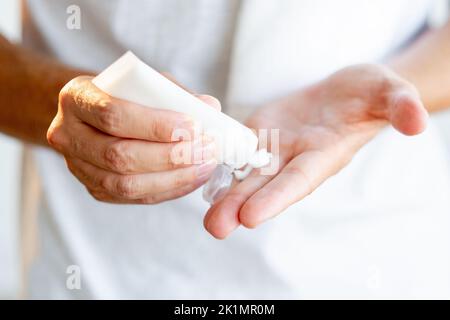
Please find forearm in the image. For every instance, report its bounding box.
[0,35,86,145]
[389,21,450,112]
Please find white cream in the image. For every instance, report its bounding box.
[234,148,273,180]
[203,149,272,203]
[93,52,272,203]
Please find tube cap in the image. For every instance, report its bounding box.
[202,165,233,204]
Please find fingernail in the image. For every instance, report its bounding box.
[196,160,217,180]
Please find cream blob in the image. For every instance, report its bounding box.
[203,149,273,204]
[234,148,273,180]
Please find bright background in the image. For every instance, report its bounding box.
[0,0,449,299]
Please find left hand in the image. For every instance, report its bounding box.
[204,64,428,239]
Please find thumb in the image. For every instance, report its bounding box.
[195,94,222,111]
[387,88,428,136]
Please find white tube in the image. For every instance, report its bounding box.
[93,51,258,170]
[93,52,271,203]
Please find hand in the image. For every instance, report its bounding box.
[47,76,220,204]
[204,64,428,239]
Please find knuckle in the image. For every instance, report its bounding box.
[115,175,139,198]
[99,175,111,192]
[58,76,89,111]
[58,81,74,107]
[58,89,72,111]
[149,116,171,141]
[46,122,66,149]
[103,141,132,173]
[69,135,83,156]
[95,99,122,133]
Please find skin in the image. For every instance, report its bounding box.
[204,22,450,238]
[49,76,221,204]
[1,20,450,237]
[0,35,220,204]
[204,65,428,238]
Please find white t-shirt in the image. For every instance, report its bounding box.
[24,0,450,299]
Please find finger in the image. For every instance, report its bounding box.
[65,122,216,174]
[138,175,210,204]
[204,156,287,239]
[67,157,217,200]
[195,94,222,111]
[63,76,197,142]
[204,174,270,239]
[161,72,192,91]
[239,149,340,228]
[387,89,428,136]
[87,174,210,204]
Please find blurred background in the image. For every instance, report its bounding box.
[0,0,449,299]
[0,0,22,300]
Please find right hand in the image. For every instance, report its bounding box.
[47,76,219,204]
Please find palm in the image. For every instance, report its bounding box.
[204,65,428,239]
